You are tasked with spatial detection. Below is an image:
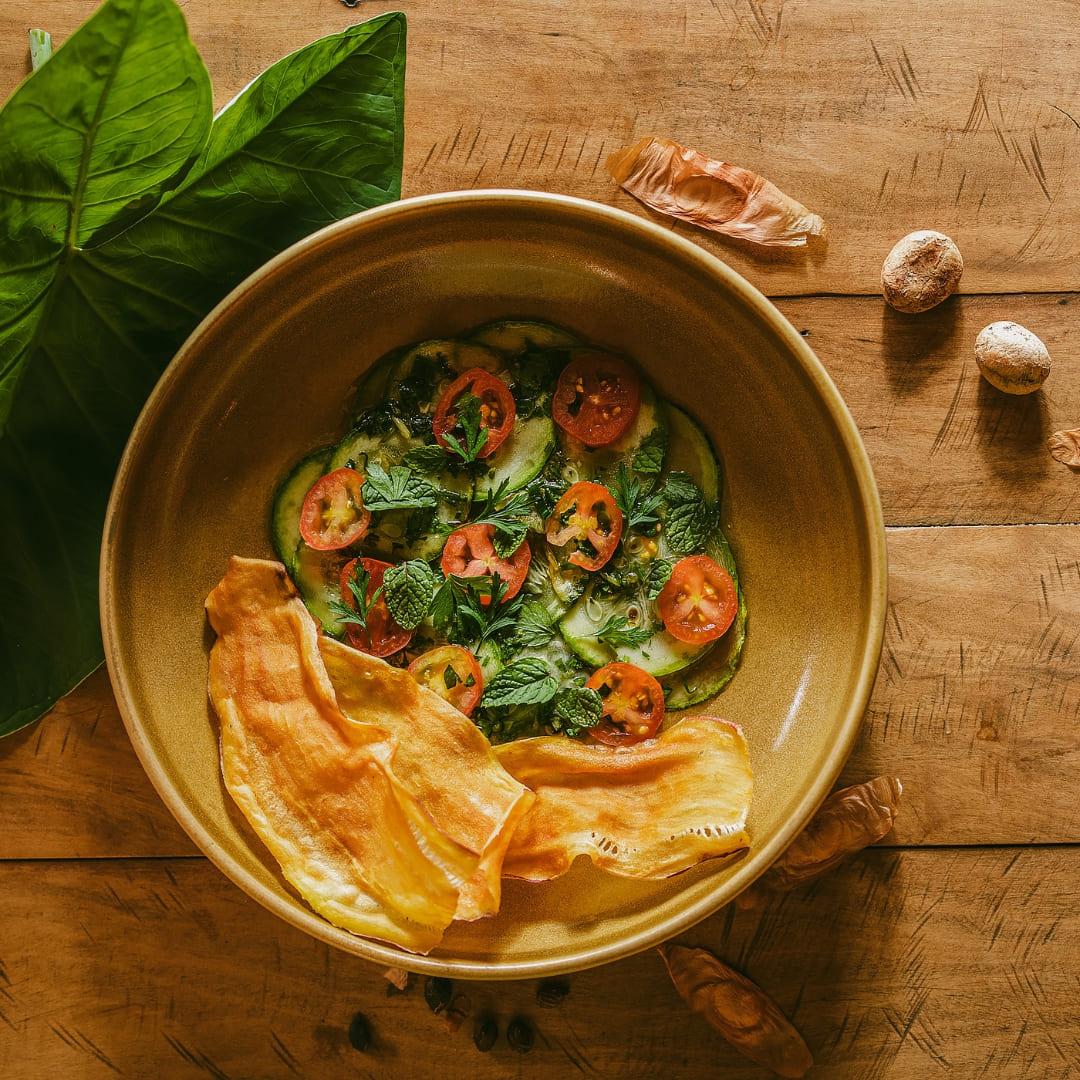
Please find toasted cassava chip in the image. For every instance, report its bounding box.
[495,716,753,881]
[205,556,527,953]
[320,636,534,920]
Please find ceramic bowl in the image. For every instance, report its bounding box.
[100,190,886,979]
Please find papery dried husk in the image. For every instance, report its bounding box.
[658,944,813,1078]
[736,776,902,909]
[1048,429,1080,470]
[607,137,825,248]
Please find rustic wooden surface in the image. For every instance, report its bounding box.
[3,1,1079,1076]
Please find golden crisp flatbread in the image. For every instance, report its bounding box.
[206,557,486,953]
[320,637,534,921]
[494,716,754,881]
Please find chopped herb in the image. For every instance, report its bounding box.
[470,480,533,558]
[596,614,653,649]
[440,392,490,464]
[360,462,439,512]
[610,461,663,532]
[443,665,460,689]
[327,562,380,630]
[431,573,526,648]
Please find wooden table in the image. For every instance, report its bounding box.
[3,2,1079,1075]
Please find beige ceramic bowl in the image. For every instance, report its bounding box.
[101,190,886,979]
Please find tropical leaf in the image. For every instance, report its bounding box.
[0,0,406,736]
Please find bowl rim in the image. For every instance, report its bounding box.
[101,188,887,979]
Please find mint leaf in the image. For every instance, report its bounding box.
[515,600,557,648]
[549,686,603,735]
[632,428,666,475]
[381,559,435,630]
[481,658,559,708]
[643,558,674,600]
[402,443,449,474]
[361,462,439,512]
[662,472,714,554]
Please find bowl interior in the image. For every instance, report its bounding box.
[101,190,885,978]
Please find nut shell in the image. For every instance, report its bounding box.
[881,230,963,313]
[974,322,1050,395]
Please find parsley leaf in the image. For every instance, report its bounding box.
[326,562,380,630]
[610,461,663,532]
[470,480,533,559]
[440,392,490,464]
[380,559,435,630]
[481,657,559,708]
[431,573,526,648]
[549,686,604,735]
[360,462,439,512]
[596,614,653,649]
[632,428,667,475]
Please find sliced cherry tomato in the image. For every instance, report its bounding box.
[408,645,484,716]
[338,557,413,658]
[552,351,641,448]
[545,481,624,570]
[585,661,665,746]
[440,523,532,603]
[657,555,738,645]
[432,368,516,459]
[299,468,371,551]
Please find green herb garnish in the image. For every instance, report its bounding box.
[360,462,439,513]
[596,614,653,649]
[481,658,560,708]
[548,686,604,736]
[440,393,490,464]
[380,559,436,630]
[610,462,663,533]
[327,563,381,631]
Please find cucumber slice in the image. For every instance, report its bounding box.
[558,380,668,482]
[660,529,747,709]
[469,319,581,357]
[473,415,556,496]
[392,338,503,395]
[662,402,722,504]
[351,345,407,414]
[292,543,352,639]
[558,582,711,677]
[328,427,416,473]
[271,447,332,574]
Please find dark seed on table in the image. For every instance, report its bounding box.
[473,1016,498,1052]
[507,1017,535,1054]
[424,975,454,1014]
[347,1012,371,1052]
[536,978,570,1008]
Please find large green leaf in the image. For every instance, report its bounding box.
[0,2,406,736]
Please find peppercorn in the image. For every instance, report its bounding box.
[536,979,570,1008]
[424,975,453,1014]
[347,1012,371,1052]
[473,1016,498,1052]
[507,1017,535,1054]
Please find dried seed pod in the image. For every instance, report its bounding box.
[536,978,570,1008]
[1048,429,1080,470]
[737,776,902,909]
[975,321,1050,395]
[473,1016,498,1053]
[659,945,812,1078]
[442,993,472,1034]
[880,230,963,313]
[507,1017,535,1054]
[607,137,825,247]
[424,975,453,1015]
[347,1012,372,1053]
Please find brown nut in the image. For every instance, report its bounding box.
[974,321,1050,395]
[880,230,963,313]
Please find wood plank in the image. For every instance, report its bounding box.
[3,524,1078,855]
[774,293,1080,527]
[4,1,1080,296]
[0,847,1074,1077]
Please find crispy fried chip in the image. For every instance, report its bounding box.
[320,637,534,920]
[495,716,753,880]
[206,557,480,953]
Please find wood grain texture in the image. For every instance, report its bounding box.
[4,1,1080,295]
[1,848,1075,1078]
